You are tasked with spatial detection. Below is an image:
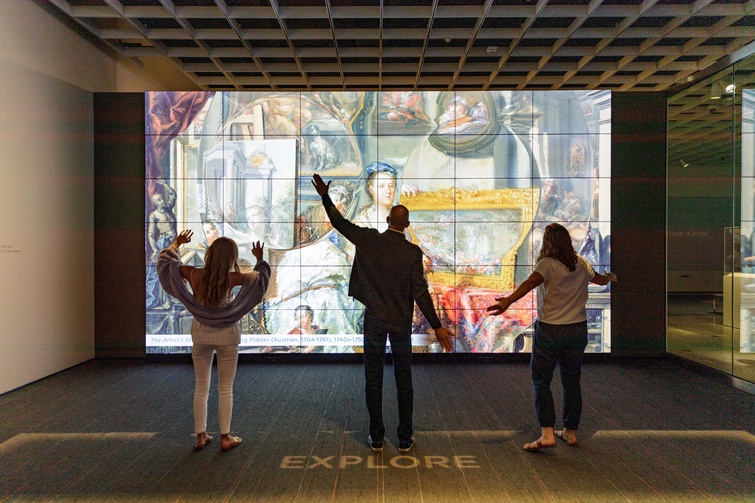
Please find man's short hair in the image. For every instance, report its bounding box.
[389,205,410,228]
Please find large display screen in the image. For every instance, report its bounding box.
[145,91,612,354]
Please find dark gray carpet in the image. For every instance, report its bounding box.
[1,359,753,502]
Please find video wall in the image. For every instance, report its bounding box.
[145,90,612,354]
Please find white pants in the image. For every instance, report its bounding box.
[192,344,239,435]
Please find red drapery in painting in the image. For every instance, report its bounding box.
[145,91,212,201]
[430,284,535,352]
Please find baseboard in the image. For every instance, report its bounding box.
[732,376,755,395]
[665,352,755,395]
[143,352,633,365]
[610,349,666,358]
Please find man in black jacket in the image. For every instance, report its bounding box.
[312,174,455,453]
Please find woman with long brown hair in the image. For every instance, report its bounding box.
[158,230,270,451]
[487,223,617,451]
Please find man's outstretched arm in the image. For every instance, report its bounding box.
[411,256,455,352]
[312,174,370,245]
[415,290,455,352]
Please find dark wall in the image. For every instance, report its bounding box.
[94,92,668,358]
[94,93,146,357]
[611,93,667,356]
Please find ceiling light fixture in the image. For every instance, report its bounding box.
[711,81,736,100]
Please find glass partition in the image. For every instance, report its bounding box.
[735,56,755,383]
[667,50,755,385]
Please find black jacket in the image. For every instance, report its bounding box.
[322,194,441,329]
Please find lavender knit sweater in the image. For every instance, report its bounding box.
[157,247,270,328]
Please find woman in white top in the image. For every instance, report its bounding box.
[166,230,269,451]
[487,223,617,451]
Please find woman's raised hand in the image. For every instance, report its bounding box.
[176,229,193,246]
[251,241,265,262]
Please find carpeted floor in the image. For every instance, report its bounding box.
[1,358,753,502]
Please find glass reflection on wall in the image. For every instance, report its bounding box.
[667,50,755,385]
[667,68,736,375]
[144,91,613,355]
[738,66,755,383]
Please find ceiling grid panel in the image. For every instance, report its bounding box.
[42,0,753,92]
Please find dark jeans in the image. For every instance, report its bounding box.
[531,320,588,431]
[363,311,413,443]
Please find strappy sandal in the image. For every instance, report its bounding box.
[194,434,213,451]
[221,435,242,451]
[555,430,578,446]
[523,439,556,451]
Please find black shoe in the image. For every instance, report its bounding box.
[368,435,383,452]
[398,436,415,453]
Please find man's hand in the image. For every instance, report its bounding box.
[605,271,618,283]
[434,327,455,352]
[251,241,265,262]
[311,174,331,197]
[175,229,193,246]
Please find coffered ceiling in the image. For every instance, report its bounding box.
[49,0,755,93]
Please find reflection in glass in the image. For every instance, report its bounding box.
[737,69,755,383]
[667,53,755,385]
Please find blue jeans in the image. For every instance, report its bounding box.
[531,320,588,430]
[363,311,413,443]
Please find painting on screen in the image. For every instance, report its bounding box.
[145,91,612,354]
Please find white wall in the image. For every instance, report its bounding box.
[0,0,194,394]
